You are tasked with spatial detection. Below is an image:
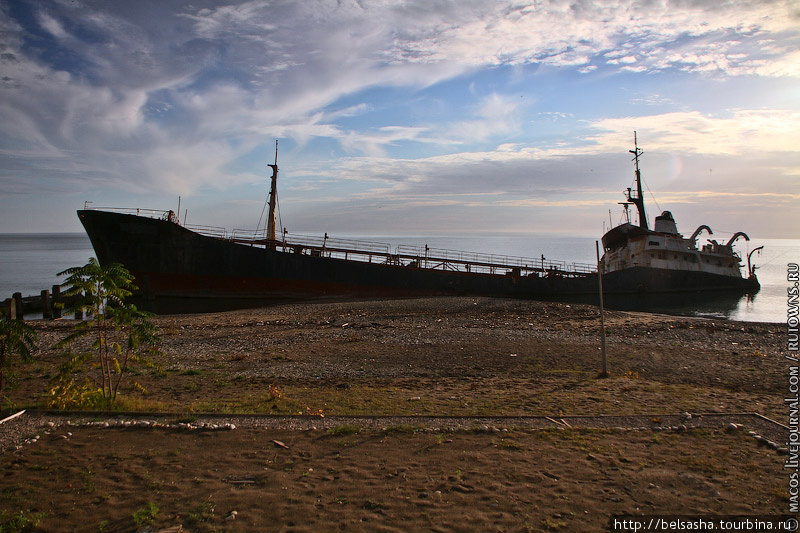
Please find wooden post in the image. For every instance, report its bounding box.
[51,285,62,319]
[595,242,609,378]
[6,298,16,320]
[12,292,23,322]
[41,289,52,319]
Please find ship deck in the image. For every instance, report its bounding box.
[84,206,597,279]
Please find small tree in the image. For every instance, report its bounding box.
[0,313,37,400]
[51,258,163,409]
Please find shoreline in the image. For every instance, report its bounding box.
[4,293,786,325]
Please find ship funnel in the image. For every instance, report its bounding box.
[654,211,678,235]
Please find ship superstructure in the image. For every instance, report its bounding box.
[600,133,759,293]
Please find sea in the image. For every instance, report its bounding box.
[0,232,798,323]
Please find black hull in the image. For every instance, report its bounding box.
[602,266,759,294]
[77,210,758,309]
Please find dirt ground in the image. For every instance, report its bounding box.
[0,297,794,532]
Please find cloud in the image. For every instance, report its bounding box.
[0,0,797,215]
[441,93,525,143]
[285,108,800,226]
[37,11,69,39]
[584,109,800,157]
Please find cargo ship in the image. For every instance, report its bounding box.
[77,137,759,307]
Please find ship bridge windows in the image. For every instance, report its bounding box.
[648,241,660,246]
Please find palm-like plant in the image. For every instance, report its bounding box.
[59,257,136,316]
[52,258,162,409]
[0,314,37,399]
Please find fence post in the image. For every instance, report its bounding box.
[52,285,62,319]
[41,290,52,319]
[12,293,23,322]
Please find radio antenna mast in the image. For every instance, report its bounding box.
[625,131,648,230]
[266,140,279,241]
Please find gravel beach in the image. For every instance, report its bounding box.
[0,296,792,532]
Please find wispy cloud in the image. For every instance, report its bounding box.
[0,0,797,235]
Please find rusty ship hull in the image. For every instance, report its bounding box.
[78,209,758,306]
[78,209,599,301]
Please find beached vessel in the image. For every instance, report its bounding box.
[599,134,759,294]
[77,137,758,306]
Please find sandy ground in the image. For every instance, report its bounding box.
[0,297,794,532]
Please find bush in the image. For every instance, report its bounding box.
[50,259,163,409]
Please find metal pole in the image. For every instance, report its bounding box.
[595,241,609,378]
[267,141,279,242]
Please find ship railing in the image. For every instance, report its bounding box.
[224,231,393,263]
[194,224,597,278]
[281,233,392,255]
[188,224,229,239]
[394,245,596,277]
[82,206,175,220]
[280,233,393,265]
[229,228,266,241]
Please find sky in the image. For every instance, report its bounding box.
[0,0,798,241]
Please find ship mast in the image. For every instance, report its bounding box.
[626,131,648,230]
[267,140,279,241]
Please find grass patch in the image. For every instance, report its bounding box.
[0,510,46,533]
[186,501,215,526]
[327,425,362,436]
[132,502,159,527]
[495,439,525,451]
[113,396,173,412]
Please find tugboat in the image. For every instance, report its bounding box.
[599,133,760,294]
